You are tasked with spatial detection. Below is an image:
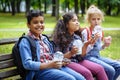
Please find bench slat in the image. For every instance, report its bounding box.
[0,69,19,79]
[0,54,12,61]
[0,38,18,45]
[0,34,51,45]
[0,59,15,69]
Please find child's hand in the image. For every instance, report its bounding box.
[89,33,100,45]
[62,58,71,66]
[48,60,62,69]
[70,46,79,55]
[104,36,112,47]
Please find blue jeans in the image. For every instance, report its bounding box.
[86,56,120,80]
[29,67,85,80]
[60,67,85,80]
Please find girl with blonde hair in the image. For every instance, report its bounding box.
[81,5,120,80]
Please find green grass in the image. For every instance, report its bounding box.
[0,13,120,59]
[0,13,56,29]
[44,14,56,28]
[102,15,120,28]
[100,30,120,59]
[0,13,26,28]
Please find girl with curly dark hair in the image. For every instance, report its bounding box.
[52,12,108,80]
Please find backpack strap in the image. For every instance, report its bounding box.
[18,35,37,61]
[83,27,91,40]
[25,35,37,61]
[42,34,55,53]
[85,27,90,40]
[85,27,104,41]
[101,31,104,41]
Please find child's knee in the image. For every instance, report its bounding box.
[105,66,115,76]
[81,70,93,79]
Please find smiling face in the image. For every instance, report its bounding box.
[67,15,80,35]
[27,16,44,37]
[89,14,102,28]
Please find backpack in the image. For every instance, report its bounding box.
[84,27,104,41]
[12,34,37,79]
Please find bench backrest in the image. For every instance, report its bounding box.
[0,54,20,79]
[0,38,19,79]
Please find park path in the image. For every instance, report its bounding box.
[0,28,120,32]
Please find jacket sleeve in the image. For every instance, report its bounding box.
[19,38,41,70]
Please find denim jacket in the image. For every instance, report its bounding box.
[19,35,54,80]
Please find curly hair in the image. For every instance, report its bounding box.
[52,12,76,52]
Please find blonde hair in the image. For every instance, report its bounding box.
[85,5,104,23]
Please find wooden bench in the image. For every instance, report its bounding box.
[0,35,51,80]
[0,37,21,80]
[0,36,120,80]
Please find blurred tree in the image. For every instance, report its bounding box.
[65,0,70,12]
[86,0,90,8]
[16,0,22,13]
[1,0,8,12]
[38,0,42,10]
[7,0,11,12]
[80,0,85,17]
[106,0,112,15]
[56,0,59,20]
[74,0,79,14]
[0,0,119,16]
[25,0,31,14]
[116,3,120,15]
[44,0,47,13]
[52,0,56,16]
[11,0,15,15]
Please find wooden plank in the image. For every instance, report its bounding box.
[0,34,51,45]
[0,38,18,45]
[0,69,19,79]
[0,54,12,61]
[0,59,15,69]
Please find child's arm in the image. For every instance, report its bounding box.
[101,36,112,50]
[81,29,94,53]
